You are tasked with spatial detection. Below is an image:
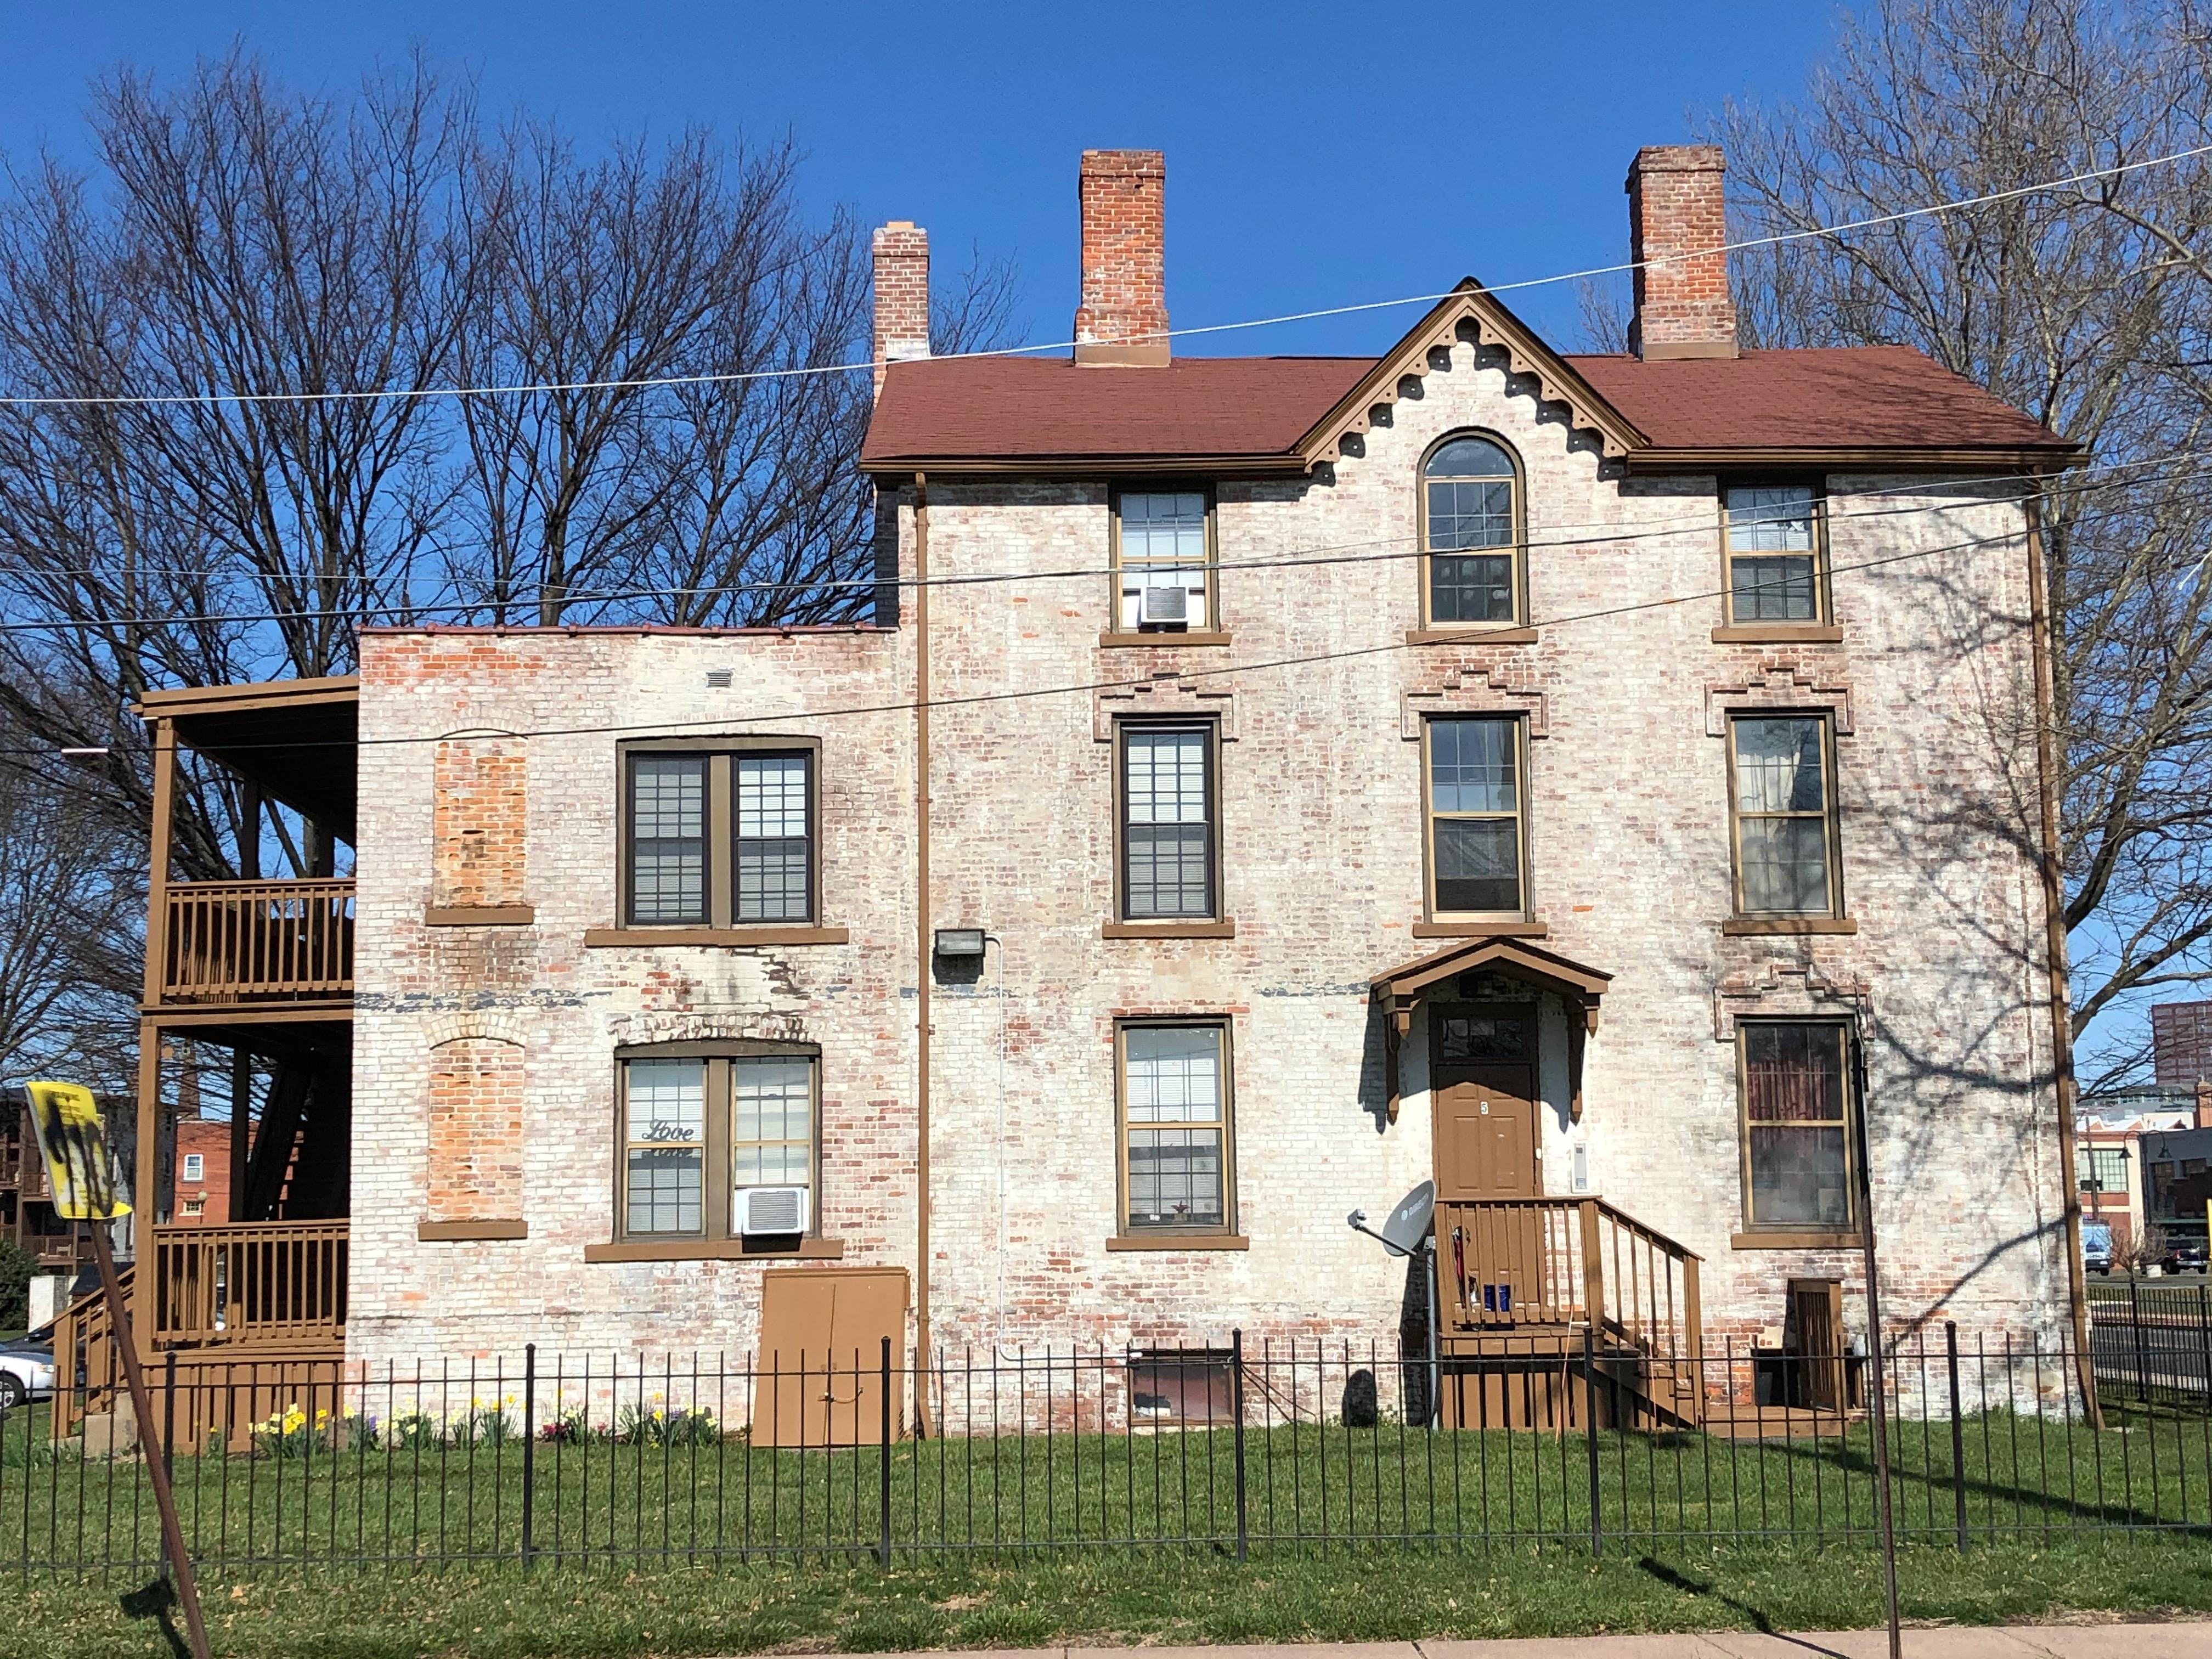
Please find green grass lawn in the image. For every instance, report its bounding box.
[2,1538,2211,1659]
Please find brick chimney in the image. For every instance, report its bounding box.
[2197,1079,2211,1131]
[872,221,930,398]
[1074,150,1169,366]
[1625,145,1739,360]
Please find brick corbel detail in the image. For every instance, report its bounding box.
[606,1012,814,1049]
[1402,665,1549,740]
[1094,672,1238,741]
[1712,958,1872,1043]
[1705,661,1853,737]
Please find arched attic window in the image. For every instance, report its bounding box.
[1420,433,1525,628]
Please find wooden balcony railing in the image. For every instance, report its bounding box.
[148,1218,349,1348]
[1437,1195,1703,1373]
[160,878,354,1005]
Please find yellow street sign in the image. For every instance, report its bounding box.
[22,1080,129,1222]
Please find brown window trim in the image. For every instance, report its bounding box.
[1711,624,1844,645]
[1115,1015,1237,1242]
[1731,1229,1864,1251]
[1735,1018,1860,1238]
[1107,482,1219,636]
[618,736,825,931]
[1418,430,1528,630]
[1097,630,1234,649]
[1412,918,1548,939]
[584,926,850,948]
[425,905,538,927]
[1115,719,1224,925]
[1719,479,1832,630]
[1405,627,1540,646]
[584,1237,845,1263]
[1725,711,1845,922]
[1105,1234,1250,1251]
[1103,918,1237,940]
[417,1220,528,1241]
[614,1042,822,1246]
[1420,712,1534,927]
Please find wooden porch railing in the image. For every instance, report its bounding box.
[1437,1195,1704,1422]
[149,1218,349,1347]
[160,878,354,1003]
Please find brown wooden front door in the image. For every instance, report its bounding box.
[1431,1003,1539,1200]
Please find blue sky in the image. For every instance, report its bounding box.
[2,1,1838,354]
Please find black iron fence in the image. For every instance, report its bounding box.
[4,1323,2208,1579]
[2087,1279,2212,1407]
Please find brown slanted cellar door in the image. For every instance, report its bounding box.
[754,1266,909,1447]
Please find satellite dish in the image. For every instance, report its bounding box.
[1376,1181,1436,1257]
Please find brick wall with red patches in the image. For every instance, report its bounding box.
[425,1037,525,1223]
[431,740,527,909]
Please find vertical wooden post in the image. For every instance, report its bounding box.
[911,472,933,1437]
[1577,1198,1606,1330]
[1680,1252,1705,1425]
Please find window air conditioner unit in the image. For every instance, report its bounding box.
[1139,583,1189,625]
[737,1184,809,1237]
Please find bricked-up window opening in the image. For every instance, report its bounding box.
[1127,1348,1237,1425]
[1424,716,1526,919]
[1120,725,1217,919]
[1727,714,1841,917]
[1113,490,1212,632]
[1118,1021,1233,1235]
[1421,434,1522,627]
[736,755,811,922]
[629,755,708,923]
[1738,1021,1856,1230]
[623,1058,706,1235]
[2084,1146,2130,1193]
[617,1044,821,1243]
[1725,485,1826,623]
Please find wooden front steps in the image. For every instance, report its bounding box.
[1702,1404,1861,1440]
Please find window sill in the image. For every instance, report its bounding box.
[583,926,851,947]
[583,1238,846,1263]
[1406,627,1539,646]
[1712,624,1844,645]
[1412,919,1548,939]
[1722,918,1858,935]
[1106,1234,1250,1251]
[1097,630,1233,648]
[1731,1230,1863,1251]
[418,1220,528,1242]
[1103,918,1237,939]
[425,905,536,927]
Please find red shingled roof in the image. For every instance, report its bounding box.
[860,343,2069,469]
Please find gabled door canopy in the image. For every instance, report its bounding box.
[1370,935,1615,1123]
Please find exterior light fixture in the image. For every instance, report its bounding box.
[933,928,986,959]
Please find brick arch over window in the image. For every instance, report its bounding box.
[423,1033,526,1237]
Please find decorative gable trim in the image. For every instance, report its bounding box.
[1297,280,1649,469]
[1094,672,1239,740]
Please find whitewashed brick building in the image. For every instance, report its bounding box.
[131,145,2087,1431]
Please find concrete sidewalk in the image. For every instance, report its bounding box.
[812,1632,2212,1659]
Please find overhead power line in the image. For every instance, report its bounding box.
[2,142,2208,409]
[3,451,2203,640]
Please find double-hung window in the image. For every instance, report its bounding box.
[1421,435,1523,627]
[1119,725,1218,920]
[1727,715,1841,918]
[1738,1021,1857,1232]
[1118,1021,1233,1235]
[1724,485,1826,624]
[1424,715,1527,919]
[623,744,819,928]
[618,1046,821,1241]
[1113,490,1212,632]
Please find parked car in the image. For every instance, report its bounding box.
[2161,1234,2210,1275]
[0,1340,56,1412]
[2083,1221,2114,1276]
